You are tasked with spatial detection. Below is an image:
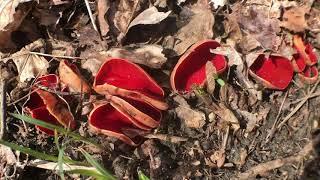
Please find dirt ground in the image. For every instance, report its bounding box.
[0,0,320,179]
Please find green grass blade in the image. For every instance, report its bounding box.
[67,169,107,179]
[0,140,84,165]
[80,149,116,180]
[9,113,101,148]
[138,170,150,180]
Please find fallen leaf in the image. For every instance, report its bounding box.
[8,39,49,82]
[216,104,240,131]
[107,44,167,68]
[177,0,187,5]
[0,0,20,30]
[210,46,243,70]
[209,150,226,168]
[0,1,30,50]
[110,0,149,42]
[231,3,281,50]
[238,106,270,132]
[205,61,216,94]
[97,0,110,37]
[280,6,309,32]
[174,3,214,55]
[209,0,227,9]
[128,6,171,31]
[174,95,206,129]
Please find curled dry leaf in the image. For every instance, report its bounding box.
[97,0,110,37]
[216,103,240,131]
[174,3,214,55]
[110,0,149,42]
[174,95,205,129]
[58,60,91,93]
[280,6,309,32]
[0,0,30,49]
[127,6,171,31]
[8,39,49,82]
[106,45,167,68]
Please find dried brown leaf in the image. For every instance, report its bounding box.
[97,0,110,37]
[281,6,309,32]
[174,4,214,55]
[107,45,167,68]
[216,103,240,131]
[231,3,281,50]
[128,6,171,30]
[111,0,149,41]
[0,1,30,49]
[205,61,216,94]
[8,39,49,82]
[174,95,206,129]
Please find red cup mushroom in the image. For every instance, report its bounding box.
[293,35,318,66]
[93,58,168,110]
[170,40,227,93]
[298,65,319,84]
[291,53,306,72]
[88,96,162,146]
[249,54,294,90]
[25,74,76,135]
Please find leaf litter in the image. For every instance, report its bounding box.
[0,0,320,179]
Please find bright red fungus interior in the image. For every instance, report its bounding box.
[123,97,161,122]
[31,107,60,135]
[305,43,318,64]
[95,59,164,99]
[173,41,227,92]
[26,92,45,110]
[250,55,293,89]
[303,66,318,77]
[90,103,141,134]
[293,53,306,72]
[36,74,59,89]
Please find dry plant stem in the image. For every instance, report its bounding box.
[238,135,320,179]
[29,52,84,60]
[144,134,188,143]
[0,79,6,139]
[28,159,96,171]
[290,91,320,105]
[277,79,320,129]
[84,0,98,33]
[264,91,288,144]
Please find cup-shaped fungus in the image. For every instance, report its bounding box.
[93,58,168,110]
[293,35,318,66]
[88,96,162,146]
[298,65,319,84]
[25,74,76,135]
[170,40,227,93]
[249,54,294,90]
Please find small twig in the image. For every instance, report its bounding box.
[290,91,320,105]
[144,134,188,143]
[264,91,288,145]
[0,79,6,140]
[29,52,83,60]
[277,79,320,129]
[84,0,99,33]
[238,135,320,179]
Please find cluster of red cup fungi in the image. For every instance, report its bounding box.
[26,59,167,146]
[25,36,318,145]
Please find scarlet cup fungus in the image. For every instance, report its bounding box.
[93,58,168,110]
[249,54,294,90]
[170,40,227,93]
[293,35,318,66]
[90,58,167,146]
[298,65,319,84]
[25,74,76,135]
